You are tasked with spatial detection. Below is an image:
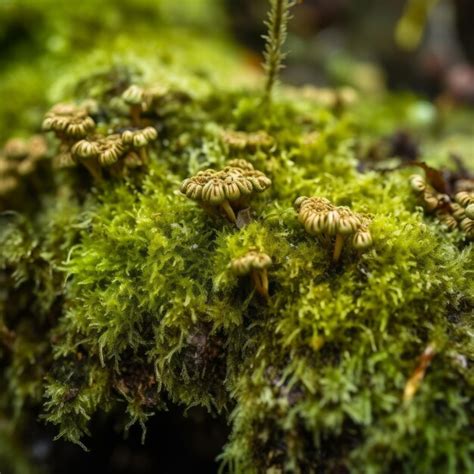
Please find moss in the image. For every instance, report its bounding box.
[1,21,473,474]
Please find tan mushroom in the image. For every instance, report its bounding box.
[122,85,145,125]
[221,130,274,152]
[72,134,127,181]
[42,103,95,141]
[295,196,372,262]
[121,127,158,165]
[231,249,272,299]
[180,164,271,224]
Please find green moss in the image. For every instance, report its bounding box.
[1,23,473,474]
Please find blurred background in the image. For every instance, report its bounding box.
[1,0,474,143]
[0,0,473,472]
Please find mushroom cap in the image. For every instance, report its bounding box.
[436,211,458,231]
[337,207,362,235]
[180,165,271,205]
[121,127,158,148]
[42,103,95,138]
[71,135,127,166]
[465,204,474,220]
[295,196,334,235]
[54,150,77,168]
[460,217,474,237]
[72,139,101,159]
[0,175,19,195]
[122,85,144,105]
[202,178,226,205]
[227,159,254,171]
[451,203,466,221]
[97,135,127,166]
[352,229,373,250]
[3,138,29,160]
[422,190,440,212]
[455,191,474,208]
[231,250,272,275]
[409,174,426,193]
[221,130,274,150]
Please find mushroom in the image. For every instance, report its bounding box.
[180,164,271,224]
[121,126,158,165]
[227,159,255,171]
[466,204,474,220]
[72,134,127,181]
[409,174,426,193]
[221,130,274,152]
[294,196,372,262]
[231,249,272,300]
[42,103,95,142]
[122,85,145,125]
[453,191,474,239]
[435,211,458,231]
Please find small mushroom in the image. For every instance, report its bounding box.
[221,130,274,152]
[409,174,426,193]
[72,134,127,181]
[121,126,158,165]
[295,196,372,262]
[453,191,474,238]
[231,249,272,300]
[465,204,474,220]
[42,103,95,141]
[180,164,271,224]
[227,159,255,171]
[122,85,145,125]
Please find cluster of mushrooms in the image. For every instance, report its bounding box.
[294,196,373,262]
[409,174,474,239]
[180,159,272,224]
[180,159,374,300]
[122,83,190,124]
[0,135,48,199]
[42,98,157,181]
[221,130,274,153]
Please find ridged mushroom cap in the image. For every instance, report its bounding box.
[409,174,426,193]
[122,85,144,105]
[122,127,158,148]
[42,103,95,138]
[180,165,271,204]
[231,250,272,276]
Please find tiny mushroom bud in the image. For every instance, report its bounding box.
[231,249,272,300]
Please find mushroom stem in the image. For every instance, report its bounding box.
[130,105,142,126]
[220,200,237,224]
[80,158,103,183]
[260,268,269,298]
[138,147,149,166]
[251,269,269,300]
[333,233,344,262]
